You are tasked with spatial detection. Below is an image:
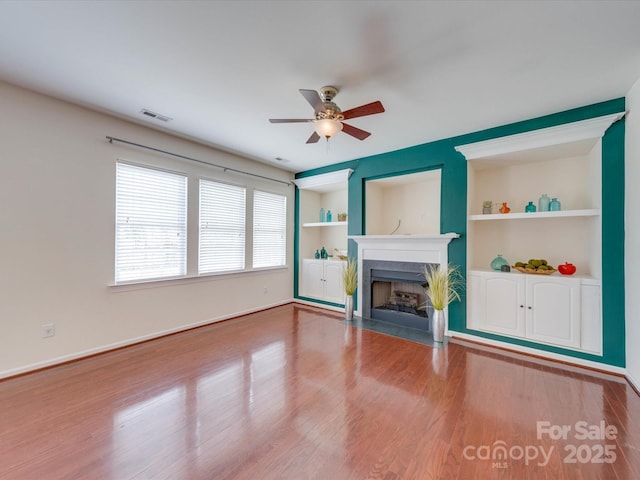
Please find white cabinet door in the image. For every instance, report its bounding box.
[526,276,581,348]
[484,274,526,338]
[580,283,602,354]
[301,259,323,298]
[324,260,345,304]
[301,259,346,304]
[467,272,483,330]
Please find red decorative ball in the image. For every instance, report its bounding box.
[558,262,576,275]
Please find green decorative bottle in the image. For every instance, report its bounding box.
[490,254,509,271]
[525,201,536,213]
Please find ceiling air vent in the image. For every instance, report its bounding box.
[140,109,172,122]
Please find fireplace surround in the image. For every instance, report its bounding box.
[349,234,460,332]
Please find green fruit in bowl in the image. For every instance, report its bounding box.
[515,261,525,267]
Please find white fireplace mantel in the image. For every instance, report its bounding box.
[348,233,460,264]
[349,233,460,317]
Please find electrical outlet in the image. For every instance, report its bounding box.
[263,286,268,294]
[41,323,55,338]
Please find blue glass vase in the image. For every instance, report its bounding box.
[525,201,536,213]
[549,198,561,211]
[490,254,509,271]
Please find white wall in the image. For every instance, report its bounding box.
[0,81,294,378]
[626,78,640,388]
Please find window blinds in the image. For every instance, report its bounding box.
[253,190,287,268]
[115,162,187,283]
[199,179,246,273]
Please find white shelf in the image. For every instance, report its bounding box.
[469,267,599,282]
[469,209,600,221]
[302,221,348,227]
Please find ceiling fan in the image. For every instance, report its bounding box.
[269,86,385,144]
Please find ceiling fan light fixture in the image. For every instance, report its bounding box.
[313,118,343,139]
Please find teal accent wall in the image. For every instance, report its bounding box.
[601,118,626,367]
[295,98,626,367]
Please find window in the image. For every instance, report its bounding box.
[199,179,246,274]
[115,162,187,283]
[253,190,287,268]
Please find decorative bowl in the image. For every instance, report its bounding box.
[513,266,557,275]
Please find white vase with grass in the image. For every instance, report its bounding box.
[422,263,463,342]
[341,258,357,321]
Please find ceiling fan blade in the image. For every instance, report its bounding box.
[269,118,312,123]
[299,89,326,113]
[306,131,321,144]
[341,122,371,141]
[342,101,385,120]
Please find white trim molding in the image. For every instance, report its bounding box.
[454,112,626,160]
[293,168,353,191]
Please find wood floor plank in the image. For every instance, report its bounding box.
[1,303,639,479]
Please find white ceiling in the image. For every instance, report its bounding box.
[1,1,639,173]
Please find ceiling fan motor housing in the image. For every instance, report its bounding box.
[317,86,343,121]
[319,86,339,102]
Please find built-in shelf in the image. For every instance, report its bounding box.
[302,221,348,227]
[469,209,600,221]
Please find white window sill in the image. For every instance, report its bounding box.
[110,265,289,292]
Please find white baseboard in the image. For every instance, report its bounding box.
[293,298,345,313]
[450,331,627,376]
[0,300,292,380]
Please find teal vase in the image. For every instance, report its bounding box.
[549,198,561,211]
[538,194,550,212]
[490,254,509,271]
[525,201,536,213]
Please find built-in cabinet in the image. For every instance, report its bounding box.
[468,270,587,350]
[301,259,346,304]
[457,112,624,355]
[295,169,351,305]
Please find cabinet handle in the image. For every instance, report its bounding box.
[519,305,524,308]
[527,306,532,310]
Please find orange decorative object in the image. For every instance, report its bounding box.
[499,202,511,213]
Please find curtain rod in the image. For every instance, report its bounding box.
[106,136,292,186]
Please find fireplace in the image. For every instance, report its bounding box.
[363,260,436,330]
[349,233,460,333]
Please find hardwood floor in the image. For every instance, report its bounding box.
[1,303,639,479]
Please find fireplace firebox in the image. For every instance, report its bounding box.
[363,259,437,331]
